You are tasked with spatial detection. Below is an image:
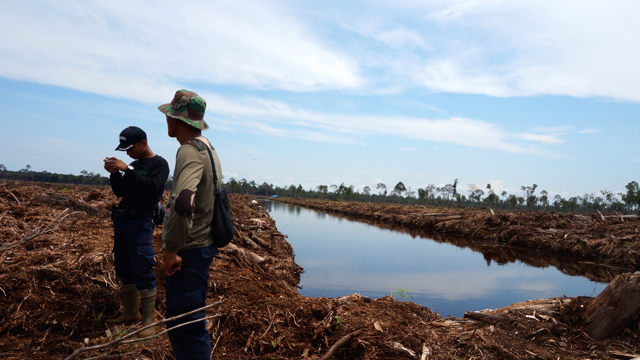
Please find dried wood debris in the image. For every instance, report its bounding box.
[2,182,640,359]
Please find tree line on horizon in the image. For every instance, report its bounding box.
[0,165,174,190]
[2,164,639,215]
[224,177,640,215]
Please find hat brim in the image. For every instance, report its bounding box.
[115,144,134,151]
[158,104,209,131]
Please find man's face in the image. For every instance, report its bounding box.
[126,141,145,159]
[166,115,178,138]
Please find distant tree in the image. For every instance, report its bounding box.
[621,181,640,212]
[452,179,459,197]
[0,164,6,171]
[468,184,484,203]
[484,192,499,206]
[425,184,435,199]
[523,184,538,208]
[316,185,329,194]
[362,186,371,197]
[539,190,549,208]
[553,194,562,209]
[406,186,416,199]
[376,183,387,197]
[506,194,518,208]
[393,182,407,197]
[440,184,454,200]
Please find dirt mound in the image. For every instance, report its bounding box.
[2,183,640,359]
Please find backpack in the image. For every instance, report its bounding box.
[191,138,236,248]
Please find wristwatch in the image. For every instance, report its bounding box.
[126,165,134,173]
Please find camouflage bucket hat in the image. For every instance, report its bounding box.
[158,89,209,130]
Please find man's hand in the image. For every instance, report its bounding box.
[103,157,127,173]
[163,251,182,276]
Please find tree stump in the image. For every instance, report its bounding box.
[584,273,640,340]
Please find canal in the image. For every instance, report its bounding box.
[259,200,615,317]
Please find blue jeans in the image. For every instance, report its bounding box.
[165,243,218,360]
[112,217,156,293]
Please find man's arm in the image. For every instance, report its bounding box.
[104,157,125,197]
[162,146,204,254]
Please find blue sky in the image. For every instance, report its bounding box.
[1,1,638,198]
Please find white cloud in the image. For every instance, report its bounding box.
[516,133,565,144]
[0,1,362,101]
[580,128,602,134]
[420,1,640,101]
[2,0,640,103]
[343,0,640,101]
[202,92,559,155]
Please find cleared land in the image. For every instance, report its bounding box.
[1,183,640,359]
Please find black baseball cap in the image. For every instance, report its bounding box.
[115,126,147,151]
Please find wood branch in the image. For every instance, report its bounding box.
[595,209,606,221]
[249,233,269,247]
[242,235,261,250]
[433,215,462,222]
[83,351,137,360]
[320,330,363,360]
[420,343,430,360]
[604,215,639,220]
[534,228,562,235]
[227,243,265,263]
[4,189,20,203]
[64,300,223,360]
[120,313,226,345]
[608,351,640,359]
[242,330,255,352]
[45,192,105,215]
[0,209,85,252]
[392,342,417,358]
[463,311,511,323]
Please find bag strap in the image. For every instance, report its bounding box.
[191,138,221,195]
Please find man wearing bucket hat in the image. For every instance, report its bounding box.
[159,90,222,359]
[103,126,169,337]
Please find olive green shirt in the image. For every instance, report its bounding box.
[162,137,222,253]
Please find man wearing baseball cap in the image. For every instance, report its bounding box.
[103,126,169,337]
[159,90,223,359]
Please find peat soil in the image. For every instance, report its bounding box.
[1,183,640,359]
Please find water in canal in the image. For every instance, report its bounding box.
[259,199,618,317]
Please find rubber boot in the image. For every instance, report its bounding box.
[106,288,141,325]
[139,295,156,337]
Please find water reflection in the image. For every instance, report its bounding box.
[260,200,622,317]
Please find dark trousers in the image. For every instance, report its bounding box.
[112,217,156,291]
[165,243,218,360]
